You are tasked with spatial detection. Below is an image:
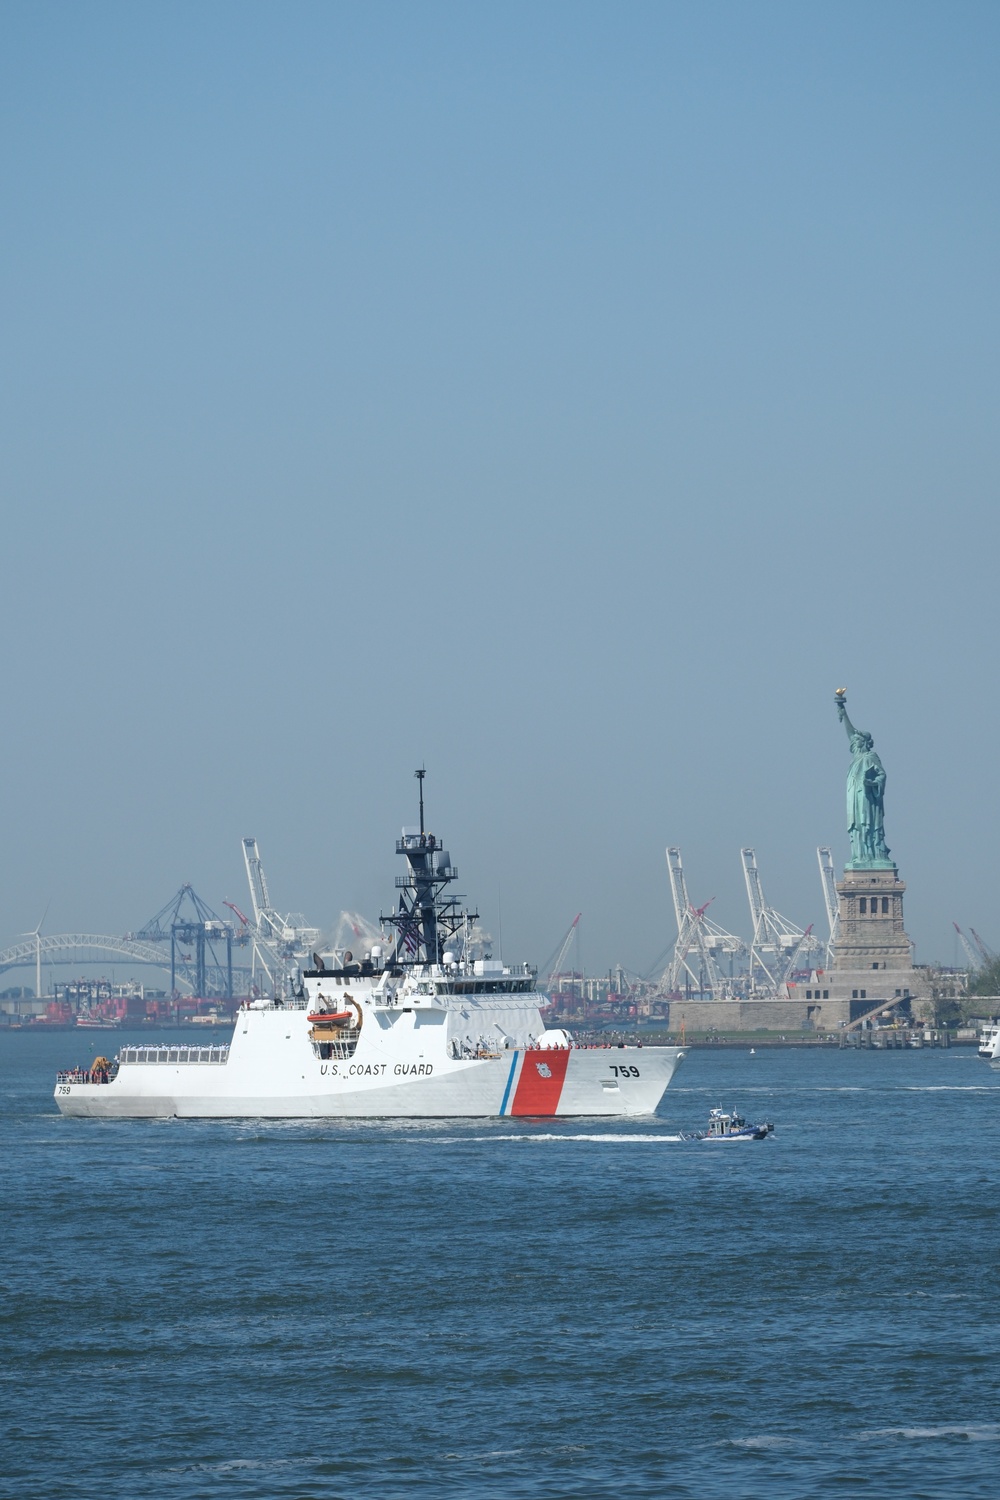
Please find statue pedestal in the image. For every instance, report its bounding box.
[824,867,932,1020]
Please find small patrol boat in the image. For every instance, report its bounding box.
[688,1107,774,1141]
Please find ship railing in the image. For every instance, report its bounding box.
[241,998,308,1012]
[56,1067,117,1084]
[310,1030,361,1059]
[117,1045,231,1066]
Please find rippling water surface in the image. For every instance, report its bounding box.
[3,1032,1000,1498]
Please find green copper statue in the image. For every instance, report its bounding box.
[834,689,894,869]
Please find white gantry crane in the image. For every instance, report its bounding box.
[333,910,386,957]
[542,913,581,994]
[953,922,980,970]
[663,848,746,1000]
[241,837,321,987]
[970,928,996,964]
[741,848,820,993]
[817,847,841,965]
[953,922,994,970]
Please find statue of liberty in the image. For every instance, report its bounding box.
[834,689,893,869]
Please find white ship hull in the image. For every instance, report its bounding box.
[56,995,684,1119]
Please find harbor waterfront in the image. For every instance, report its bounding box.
[1,699,981,1041]
[5,1028,1000,1499]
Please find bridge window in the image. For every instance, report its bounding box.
[860,898,867,914]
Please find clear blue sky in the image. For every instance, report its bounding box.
[2,1,998,977]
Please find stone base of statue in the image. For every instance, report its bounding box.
[822,867,933,1021]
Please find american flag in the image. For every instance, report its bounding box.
[398,896,421,955]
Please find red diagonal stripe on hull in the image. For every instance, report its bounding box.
[510,1049,570,1115]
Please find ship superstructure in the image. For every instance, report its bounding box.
[55,778,685,1119]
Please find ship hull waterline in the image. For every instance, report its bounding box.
[55,1045,685,1119]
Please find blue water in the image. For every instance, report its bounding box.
[3,1032,999,1498]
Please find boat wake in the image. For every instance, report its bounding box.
[419,1132,686,1144]
[723,1434,797,1450]
[861,1424,1000,1442]
[899,1085,996,1092]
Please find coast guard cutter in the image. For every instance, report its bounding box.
[55,780,685,1118]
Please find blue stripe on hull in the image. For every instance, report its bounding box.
[499,1052,519,1116]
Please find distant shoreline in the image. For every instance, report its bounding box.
[0,1023,980,1052]
[578,1029,977,1050]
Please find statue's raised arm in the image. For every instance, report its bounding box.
[834,687,858,741]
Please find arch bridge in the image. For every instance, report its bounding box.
[0,934,196,993]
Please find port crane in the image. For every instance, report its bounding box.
[242,838,320,954]
[953,922,979,969]
[541,913,581,994]
[817,847,840,965]
[241,837,321,987]
[970,928,996,964]
[663,848,745,1000]
[741,848,821,992]
[333,910,386,957]
[953,922,994,970]
[134,885,242,998]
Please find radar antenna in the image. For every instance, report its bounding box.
[415,766,426,835]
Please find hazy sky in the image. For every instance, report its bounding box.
[2,1,999,982]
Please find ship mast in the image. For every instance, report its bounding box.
[383,770,477,967]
